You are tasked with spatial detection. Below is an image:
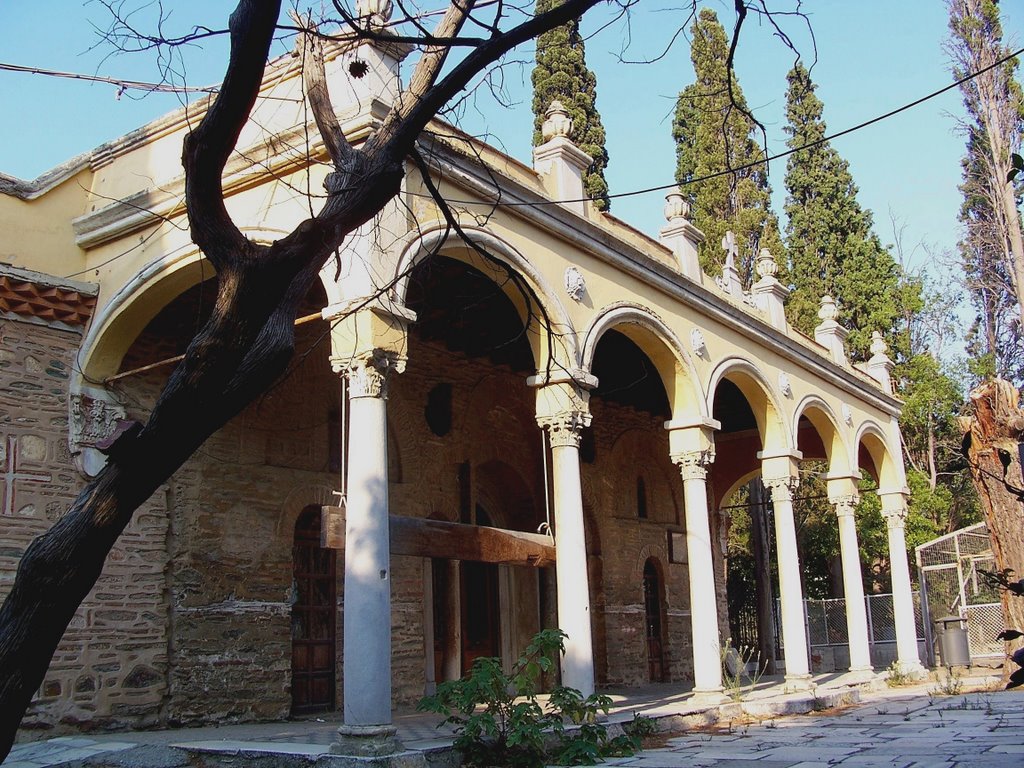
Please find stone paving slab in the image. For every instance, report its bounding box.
[7,678,1024,768]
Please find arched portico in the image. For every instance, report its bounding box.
[391,226,576,376]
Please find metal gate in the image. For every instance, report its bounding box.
[916,523,1003,665]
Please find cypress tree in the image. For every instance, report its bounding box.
[532,0,610,210]
[672,7,783,283]
[783,63,913,361]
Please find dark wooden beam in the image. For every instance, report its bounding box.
[321,507,555,567]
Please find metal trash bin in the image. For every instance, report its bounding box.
[936,615,970,668]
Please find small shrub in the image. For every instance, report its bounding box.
[885,660,913,688]
[930,669,963,697]
[720,638,765,702]
[418,629,647,768]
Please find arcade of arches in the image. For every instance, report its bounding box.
[0,40,925,737]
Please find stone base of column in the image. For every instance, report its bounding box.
[688,688,730,707]
[331,725,403,757]
[892,660,928,680]
[837,667,876,686]
[782,674,815,693]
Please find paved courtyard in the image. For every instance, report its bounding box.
[611,689,1024,768]
[4,681,1023,767]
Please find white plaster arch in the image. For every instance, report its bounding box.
[854,419,902,489]
[76,226,291,384]
[579,302,707,421]
[391,225,577,372]
[706,356,791,453]
[791,394,854,476]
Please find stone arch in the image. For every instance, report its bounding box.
[276,484,338,538]
[792,395,853,477]
[580,303,705,421]
[854,420,903,489]
[76,227,291,385]
[392,225,576,375]
[716,468,763,512]
[707,356,789,454]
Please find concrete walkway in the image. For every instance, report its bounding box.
[4,674,1021,767]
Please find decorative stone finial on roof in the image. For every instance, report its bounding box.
[356,0,394,27]
[864,330,894,393]
[541,101,573,142]
[664,189,690,222]
[721,230,738,267]
[869,330,888,357]
[818,294,839,323]
[814,294,848,366]
[755,248,778,280]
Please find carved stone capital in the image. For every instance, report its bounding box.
[831,494,860,519]
[881,507,907,531]
[672,449,715,481]
[69,389,127,477]
[763,475,799,503]
[344,351,404,400]
[538,410,591,449]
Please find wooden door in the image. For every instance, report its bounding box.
[291,506,337,714]
[461,559,500,672]
[643,559,666,682]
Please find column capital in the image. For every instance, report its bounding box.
[881,507,907,530]
[763,475,799,503]
[831,494,860,519]
[672,449,715,481]
[879,489,910,529]
[342,350,405,399]
[538,410,591,449]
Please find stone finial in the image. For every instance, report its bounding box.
[751,245,788,330]
[814,294,848,366]
[664,189,690,222]
[864,330,894,393]
[541,101,573,142]
[870,330,888,357]
[356,0,394,27]
[818,294,839,322]
[721,230,739,267]
[755,248,778,280]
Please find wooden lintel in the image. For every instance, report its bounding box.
[321,507,555,567]
[391,515,556,567]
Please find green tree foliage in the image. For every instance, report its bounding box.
[949,0,1024,386]
[783,63,916,361]
[532,0,610,210]
[672,8,784,282]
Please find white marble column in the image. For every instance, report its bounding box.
[880,493,926,676]
[674,450,724,695]
[763,476,812,688]
[340,352,400,736]
[538,410,595,696]
[832,495,873,674]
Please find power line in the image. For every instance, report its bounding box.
[0,62,219,96]
[431,45,1024,208]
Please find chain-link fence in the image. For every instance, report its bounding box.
[916,522,1003,665]
[794,592,923,647]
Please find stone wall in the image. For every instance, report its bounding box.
[1,317,169,736]
[7,280,729,735]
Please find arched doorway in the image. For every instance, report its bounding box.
[643,558,667,682]
[291,505,337,714]
[461,505,502,671]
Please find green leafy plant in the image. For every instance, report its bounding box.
[720,639,765,702]
[884,660,913,688]
[418,629,649,767]
[930,669,964,697]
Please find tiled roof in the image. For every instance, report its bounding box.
[0,275,96,327]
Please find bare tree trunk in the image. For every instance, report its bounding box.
[0,0,607,758]
[961,379,1024,679]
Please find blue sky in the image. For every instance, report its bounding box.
[1,1,1022,281]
